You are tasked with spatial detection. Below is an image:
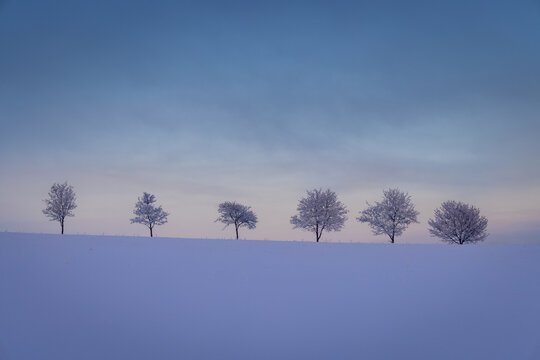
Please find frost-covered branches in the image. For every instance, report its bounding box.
[290,188,348,242]
[42,182,77,234]
[428,201,488,244]
[357,188,419,243]
[130,192,169,237]
[216,201,258,239]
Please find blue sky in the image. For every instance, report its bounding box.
[1,0,539,242]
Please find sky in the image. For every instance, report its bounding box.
[0,0,539,243]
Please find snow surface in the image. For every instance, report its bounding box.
[1,232,539,360]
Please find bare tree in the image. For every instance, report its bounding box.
[216,201,258,239]
[428,201,488,244]
[42,182,77,234]
[130,192,169,237]
[291,188,348,242]
[357,188,419,243]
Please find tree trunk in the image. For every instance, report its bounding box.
[315,224,319,242]
[61,221,64,235]
[150,226,153,237]
[235,225,239,240]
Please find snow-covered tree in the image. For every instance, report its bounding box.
[428,201,488,244]
[290,188,348,242]
[357,188,419,243]
[216,201,258,239]
[130,192,169,237]
[42,182,77,234]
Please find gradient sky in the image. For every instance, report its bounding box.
[1,0,539,243]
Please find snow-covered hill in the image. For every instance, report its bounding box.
[1,232,539,360]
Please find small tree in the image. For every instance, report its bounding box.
[42,182,77,234]
[357,188,419,243]
[428,201,488,244]
[216,201,258,239]
[130,192,169,237]
[290,188,348,242]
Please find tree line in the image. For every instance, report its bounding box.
[42,182,489,245]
